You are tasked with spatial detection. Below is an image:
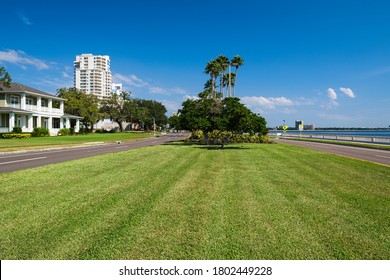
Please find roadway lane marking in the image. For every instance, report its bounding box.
[0,157,47,165]
[375,155,390,159]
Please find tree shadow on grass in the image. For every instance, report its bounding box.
[162,141,250,150]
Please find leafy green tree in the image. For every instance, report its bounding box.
[100,91,134,132]
[136,99,167,130]
[178,97,266,147]
[57,88,100,132]
[168,114,181,130]
[0,67,12,88]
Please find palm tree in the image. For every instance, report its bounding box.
[230,55,244,97]
[215,55,229,98]
[223,73,236,95]
[204,59,219,98]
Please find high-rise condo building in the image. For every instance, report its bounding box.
[74,54,112,98]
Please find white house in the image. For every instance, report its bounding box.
[0,83,82,135]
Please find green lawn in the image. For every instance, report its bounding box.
[0,132,151,152]
[0,143,389,259]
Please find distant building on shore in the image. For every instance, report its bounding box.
[295,120,303,129]
[304,124,316,130]
[74,54,112,99]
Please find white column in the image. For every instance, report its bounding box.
[9,112,15,132]
[21,93,26,110]
[48,99,52,113]
[37,116,41,127]
[37,96,42,111]
[60,101,64,113]
[75,119,80,132]
[60,118,64,129]
[28,115,33,132]
[66,118,70,128]
[48,117,52,130]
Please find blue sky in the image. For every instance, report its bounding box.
[1,0,389,128]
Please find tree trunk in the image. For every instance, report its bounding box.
[116,120,124,132]
[203,131,209,145]
[233,67,239,97]
[220,134,234,149]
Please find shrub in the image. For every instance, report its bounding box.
[32,127,50,137]
[78,127,87,135]
[58,128,71,136]
[12,127,22,133]
[95,129,103,133]
[69,127,75,135]
[2,133,31,139]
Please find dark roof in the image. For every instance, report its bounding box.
[0,83,64,100]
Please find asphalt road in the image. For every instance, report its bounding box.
[275,138,390,166]
[0,133,189,174]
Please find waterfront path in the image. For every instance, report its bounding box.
[275,138,390,166]
[0,133,189,173]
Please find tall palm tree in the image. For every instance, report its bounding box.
[204,59,219,98]
[215,55,229,98]
[231,55,244,97]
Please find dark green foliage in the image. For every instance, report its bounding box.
[12,127,22,133]
[168,114,180,130]
[32,127,50,137]
[57,88,100,132]
[178,97,267,147]
[0,67,12,88]
[100,92,167,132]
[78,127,87,135]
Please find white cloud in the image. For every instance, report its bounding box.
[327,88,337,100]
[18,13,32,25]
[62,72,71,78]
[241,96,294,109]
[184,95,199,100]
[113,73,150,89]
[149,86,168,94]
[0,49,49,70]
[170,87,188,95]
[340,87,356,98]
[113,72,190,96]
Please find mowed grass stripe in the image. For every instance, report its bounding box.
[0,143,389,259]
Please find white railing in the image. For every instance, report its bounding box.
[281,133,390,145]
[25,105,38,111]
[7,104,21,109]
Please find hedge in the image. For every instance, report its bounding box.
[2,133,32,139]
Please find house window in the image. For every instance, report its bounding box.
[33,116,38,128]
[0,114,9,128]
[41,99,46,107]
[52,118,61,129]
[26,98,33,105]
[11,96,20,105]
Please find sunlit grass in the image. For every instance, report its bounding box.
[0,143,389,259]
[0,132,151,152]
